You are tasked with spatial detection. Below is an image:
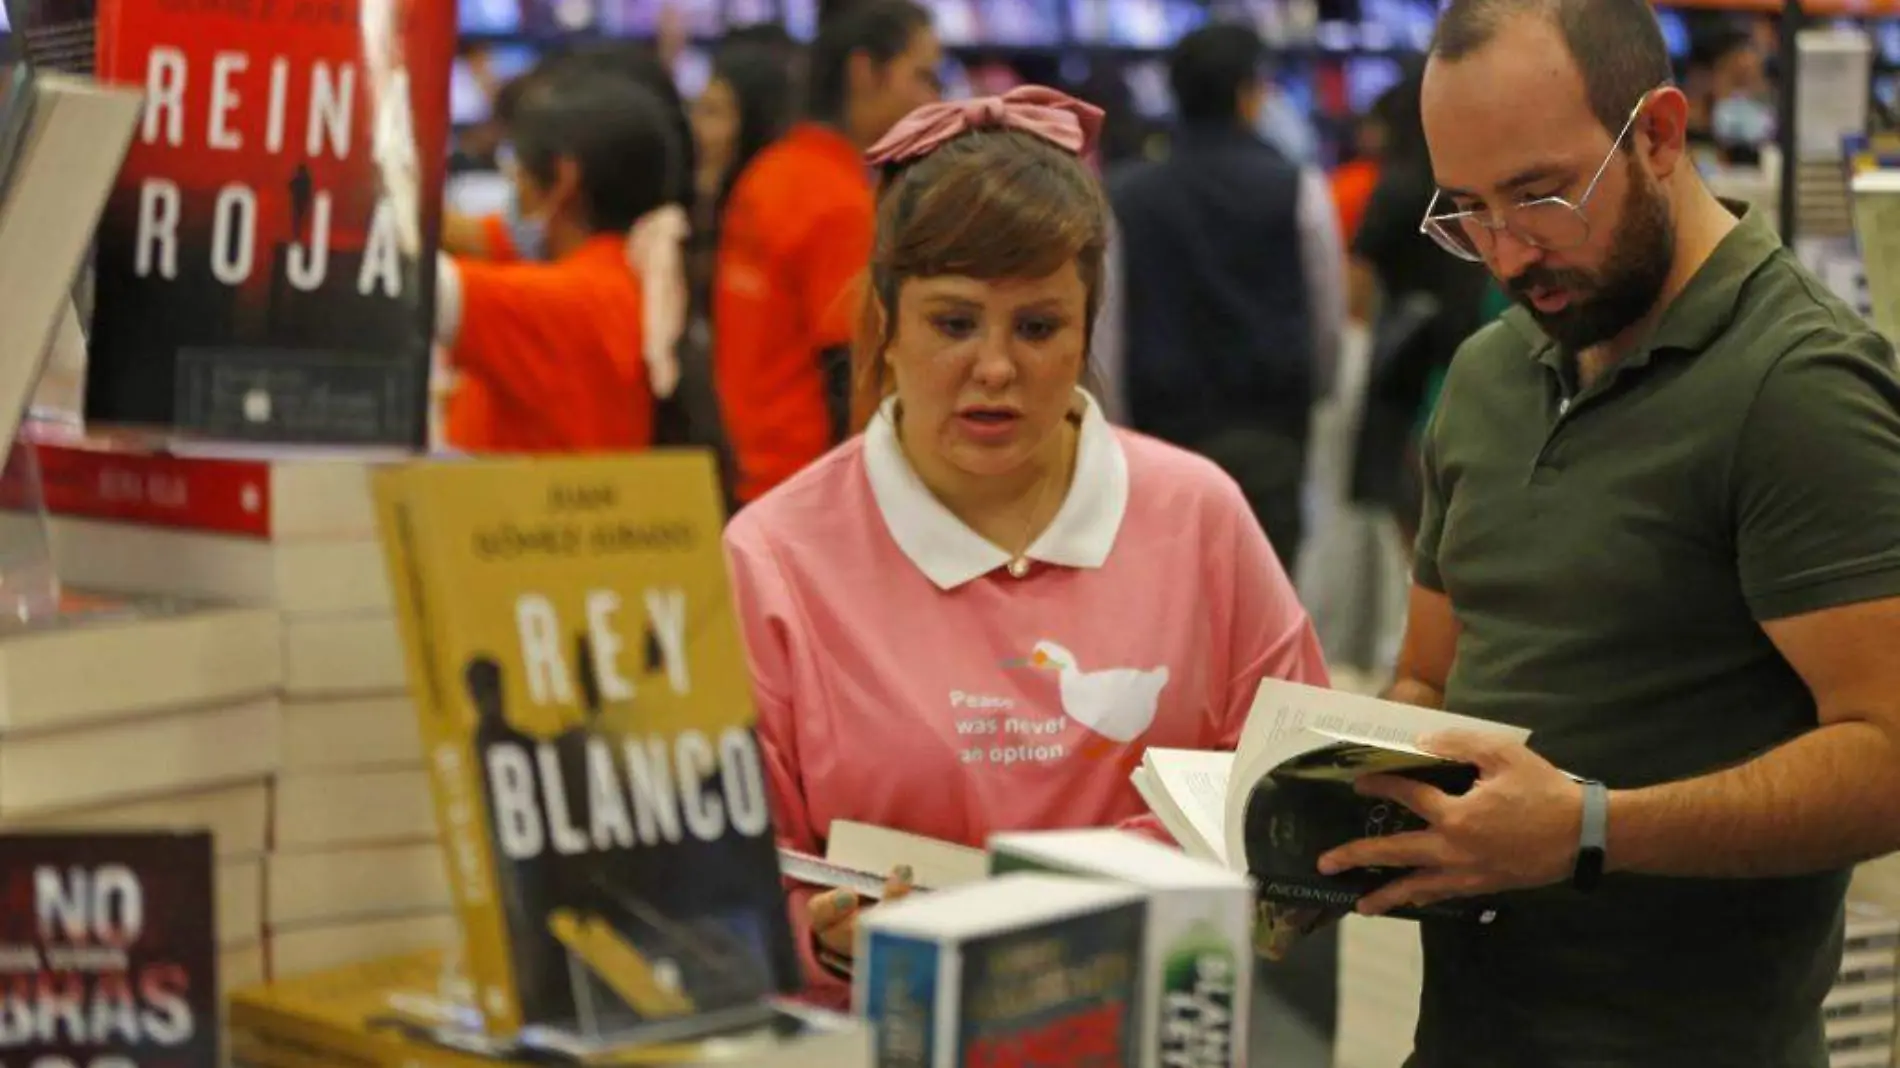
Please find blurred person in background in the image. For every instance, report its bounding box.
[435,65,681,452]
[1330,84,1402,249]
[1686,28,1772,166]
[689,39,796,315]
[1254,68,1322,167]
[1345,64,1495,549]
[1106,22,1346,573]
[443,43,695,263]
[1074,64,1156,167]
[714,0,942,506]
[440,44,714,455]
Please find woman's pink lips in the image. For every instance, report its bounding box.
[955,409,1021,443]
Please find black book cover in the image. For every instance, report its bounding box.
[0,831,216,1068]
[1242,742,1505,927]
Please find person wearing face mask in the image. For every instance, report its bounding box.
[721,86,1330,1009]
[1688,29,1774,167]
[434,64,680,451]
[1317,0,1900,1065]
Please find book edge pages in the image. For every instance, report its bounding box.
[776,848,900,900]
[1131,750,1229,868]
[822,820,988,893]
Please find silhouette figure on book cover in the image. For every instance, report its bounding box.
[466,654,580,1026]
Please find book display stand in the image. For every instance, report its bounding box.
[0,420,60,622]
[0,53,137,625]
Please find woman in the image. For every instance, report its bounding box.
[687,39,794,317]
[722,86,1330,1006]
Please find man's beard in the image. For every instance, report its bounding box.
[1505,157,1676,353]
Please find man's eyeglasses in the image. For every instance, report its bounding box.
[1417,89,1660,263]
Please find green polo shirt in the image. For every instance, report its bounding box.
[1409,204,1900,1068]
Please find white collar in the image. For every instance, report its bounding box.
[863,390,1130,591]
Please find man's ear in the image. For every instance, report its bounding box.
[1638,86,1691,181]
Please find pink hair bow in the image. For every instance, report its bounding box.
[864,85,1105,167]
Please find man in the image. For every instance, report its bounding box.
[1107,23,1345,571]
[436,64,679,452]
[1313,0,1900,1064]
[714,0,940,506]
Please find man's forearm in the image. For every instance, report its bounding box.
[1607,720,1900,878]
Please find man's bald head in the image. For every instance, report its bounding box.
[1431,0,1673,136]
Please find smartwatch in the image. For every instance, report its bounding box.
[1572,779,1608,892]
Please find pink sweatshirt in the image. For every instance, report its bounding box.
[722,394,1330,1006]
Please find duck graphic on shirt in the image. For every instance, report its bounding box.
[1025,640,1170,758]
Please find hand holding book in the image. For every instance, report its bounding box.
[808,865,915,979]
[1316,729,1586,917]
[1132,680,1542,949]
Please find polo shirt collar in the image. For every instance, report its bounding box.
[863,390,1130,590]
[1510,200,1781,374]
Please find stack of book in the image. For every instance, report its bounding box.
[221,450,872,1066]
[1828,903,1899,1068]
[0,600,281,997]
[19,431,452,978]
[228,950,873,1068]
[268,683,453,977]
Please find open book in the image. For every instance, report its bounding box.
[1132,679,1531,953]
[777,820,988,900]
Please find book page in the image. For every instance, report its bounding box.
[823,820,988,892]
[1243,679,1530,759]
[1136,748,1234,866]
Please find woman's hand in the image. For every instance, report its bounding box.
[808,866,914,975]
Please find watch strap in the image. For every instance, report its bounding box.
[1573,779,1608,892]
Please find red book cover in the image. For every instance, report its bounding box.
[20,439,279,538]
[83,1,453,448]
[0,832,216,1068]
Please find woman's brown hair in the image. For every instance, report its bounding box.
[847,127,1111,432]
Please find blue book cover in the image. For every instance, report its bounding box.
[954,902,1145,1067]
[863,931,941,1067]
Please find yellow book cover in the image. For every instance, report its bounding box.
[228,950,866,1068]
[371,452,795,1042]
